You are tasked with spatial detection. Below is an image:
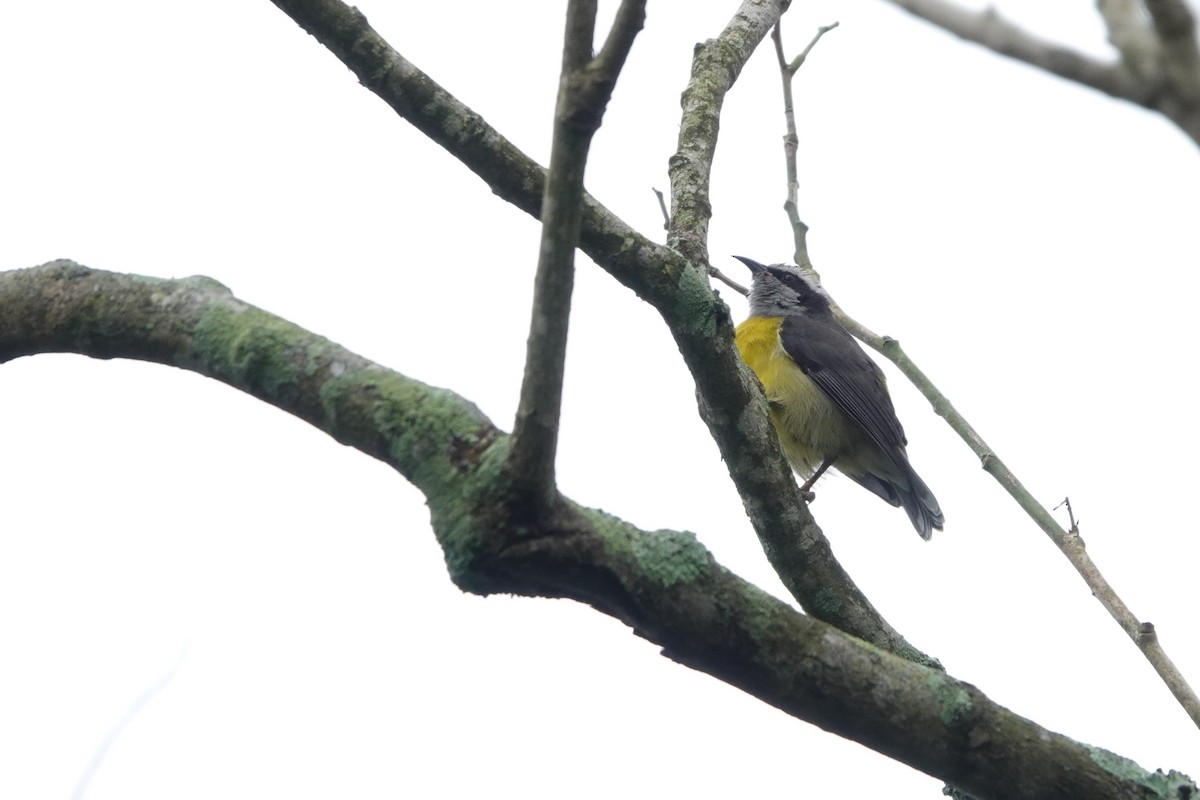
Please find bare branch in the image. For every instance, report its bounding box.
[2,261,1195,799]
[709,265,749,295]
[1096,0,1160,77]
[1145,0,1200,100]
[880,0,1154,106]
[880,0,1200,143]
[784,20,839,74]
[652,186,670,229]
[506,0,646,507]
[595,0,646,79]
[769,19,838,276]
[1146,0,1200,55]
[668,0,788,267]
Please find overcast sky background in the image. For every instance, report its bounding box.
[3,0,1199,797]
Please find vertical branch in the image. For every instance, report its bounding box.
[505,0,647,506]
[770,20,837,276]
[1145,0,1200,101]
[668,1,789,268]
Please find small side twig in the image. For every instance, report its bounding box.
[710,266,749,296]
[652,187,670,230]
[658,183,746,294]
[1053,497,1079,532]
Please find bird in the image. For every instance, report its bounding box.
[732,256,944,539]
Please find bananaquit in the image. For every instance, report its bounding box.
[732,256,944,539]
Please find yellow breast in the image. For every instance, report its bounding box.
[734,315,858,476]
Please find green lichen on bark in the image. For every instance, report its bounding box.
[925,672,973,725]
[315,367,496,492]
[629,528,710,588]
[672,263,723,338]
[1087,745,1195,797]
[192,303,309,398]
[810,586,846,617]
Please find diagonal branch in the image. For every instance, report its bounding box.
[880,0,1156,106]
[880,0,1200,144]
[506,0,646,507]
[1,261,1194,800]
[264,0,935,664]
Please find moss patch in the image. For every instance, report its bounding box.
[629,528,710,588]
[925,673,972,726]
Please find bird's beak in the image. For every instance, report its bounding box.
[732,255,767,274]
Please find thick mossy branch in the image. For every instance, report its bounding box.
[1,261,1193,799]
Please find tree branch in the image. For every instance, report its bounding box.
[1145,0,1200,102]
[880,0,1155,106]
[506,0,645,507]
[264,0,934,664]
[1096,0,1161,78]
[880,0,1200,144]
[1,261,1194,800]
[771,19,838,278]
[667,0,787,267]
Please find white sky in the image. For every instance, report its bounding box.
[2,1,1199,797]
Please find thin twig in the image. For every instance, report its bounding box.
[652,187,669,229]
[710,266,749,296]
[877,337,1200,730]
[505,0,646,506]
[838,247,1200,731]
[770,19,837,276]
[786,21,839,74]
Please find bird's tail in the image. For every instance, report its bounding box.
[897,468,944,541]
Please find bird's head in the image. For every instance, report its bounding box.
[733,256,831,318]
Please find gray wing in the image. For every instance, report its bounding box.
[780,313,944,538]
[778,313,908,458]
